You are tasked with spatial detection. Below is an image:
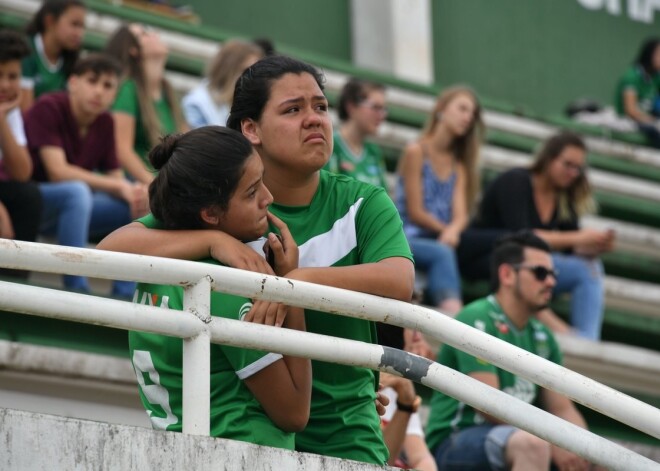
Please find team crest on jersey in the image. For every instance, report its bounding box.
[495,321,509,334]
[340,161,356,172]
[238,302,253,321]
[503,377,536,404]
[534,329,550,359]
[133,291,170,309]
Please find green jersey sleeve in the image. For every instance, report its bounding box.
[211,292,283,378]
[355,187,413,264]
[112,79,139,116]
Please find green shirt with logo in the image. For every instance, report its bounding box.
[129,257,294,449]
[136,170,411,464]
[325,131,388,190]
[425,295,563,452]
[21,35,67,99]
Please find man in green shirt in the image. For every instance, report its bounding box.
[426,231,593,471]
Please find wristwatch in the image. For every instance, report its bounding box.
[396,395,422,413]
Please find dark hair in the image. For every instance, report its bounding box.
[490,231,550,292]
[227,55,325,131]
[148,126,254,230]
[636,37,660,75]
[0,30,30,63]
[25,0,86,77]
[253,37,276,56]
[337,77,385,121]
[529,130,595,219]
[70,53,122,78]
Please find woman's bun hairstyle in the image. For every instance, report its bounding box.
[149,133,181,171]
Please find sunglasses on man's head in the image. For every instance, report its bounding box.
[512,264,558,282]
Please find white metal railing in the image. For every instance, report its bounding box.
[0,240,659,470]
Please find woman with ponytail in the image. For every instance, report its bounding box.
[129,126,311,447]
[20,0,86,112]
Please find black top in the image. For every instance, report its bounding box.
[473,167,579,232]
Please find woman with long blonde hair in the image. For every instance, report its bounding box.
[182,39,263,128]
[395,85,484,318]
[105,24,187,184]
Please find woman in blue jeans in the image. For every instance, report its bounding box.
[459,131,613,340]
[396,85,484,316]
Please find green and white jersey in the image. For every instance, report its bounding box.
[137,170,412,464]
[128,257,294,449]
[324,131,388,189]
[21,35,67,98]
[615,65,660,115]
[111,79,177,168]
[425,295,562,452]
[269,170,411,464]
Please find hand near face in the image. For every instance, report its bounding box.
[0,93,20,118]
[263,212,299,276]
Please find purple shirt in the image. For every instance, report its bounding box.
[25,92,119,182]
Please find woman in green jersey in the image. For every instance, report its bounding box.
[325,77,389,190]
[20,0,86,113]
[100,55,414,465]
[129,125,311,448]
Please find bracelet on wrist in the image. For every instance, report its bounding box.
[396,395,421,413]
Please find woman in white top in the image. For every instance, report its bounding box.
[182,40,263,128]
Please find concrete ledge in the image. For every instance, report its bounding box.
[0,408,394,471]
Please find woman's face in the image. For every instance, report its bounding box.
[129,24,168,59]
[652,44,660,71]
[546,145,586,189]
[215,151,273,241]
[244,72,333,176]
[51,6,86,51]
[439,93,476,137]
[350,89,387,136]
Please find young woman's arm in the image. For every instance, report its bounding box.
[399,143,446,235]
[113,112,155,184]
[242,306,311,432]
[97,222,275,275]
[440,163,469,247]
[623,89,656,124]
[286,257,414,302]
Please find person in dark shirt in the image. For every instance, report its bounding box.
[458,132,613,340]
[25,53,147,296]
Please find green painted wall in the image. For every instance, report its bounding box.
[431,1,660,117]
[181,0,352,61]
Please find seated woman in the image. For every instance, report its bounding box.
[20,0,86,113]
[325,77,389,190]
[105,24,188,184]
[615,37,660,147]
[395,85,484,317]
[182,39,263,128]
[459,131,613,340]
[129,126,311,447]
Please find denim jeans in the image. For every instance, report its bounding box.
[433,424,517,471]
[408,237,461,305]
[551,253,604,340]
[39,180,135,297]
